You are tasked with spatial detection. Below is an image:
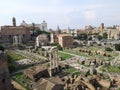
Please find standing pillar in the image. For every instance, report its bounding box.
[49,51,52,77]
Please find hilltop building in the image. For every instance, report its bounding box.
[20,20,48,31]
[92,23,120,40]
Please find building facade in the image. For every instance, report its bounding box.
[0,17,31,44]
[36,34,49,47]
[20,20,48,31]
[50,26,61,44]
[58,34,73,48]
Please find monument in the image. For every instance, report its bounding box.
[42,46,60,77]
[49,46,59,77]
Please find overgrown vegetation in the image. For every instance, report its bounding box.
[115,44,120,51]
[107,66,120,72]
[74,33,88,40]
[7,51,25,73]
[103,32,108,39]
[64,67,81,75]
[0,45,4,51]
[50,43,63,50]
[97,35,103,40]
[58,51,73,60]
[101,65,120,73]
[105,47,113,51]
[12,72,31,90]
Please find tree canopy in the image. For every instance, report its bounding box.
[115,44,120,51]
[0,45,4,51]
[103,32,108,39]
[75,33,88,40]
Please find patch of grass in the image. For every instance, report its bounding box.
[7,51,32,73]
[64,67,81,75]
[64,47,116,61]
[72,71,81,75]
[68,68,77,73]
[58,52,73,60]
[101,65,120,73]
[107,66,120,72]
[7,51,24,61]
[12,72,31,90]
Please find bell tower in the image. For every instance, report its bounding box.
[12,17,16,27]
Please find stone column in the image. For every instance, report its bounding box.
[49,51,52,77]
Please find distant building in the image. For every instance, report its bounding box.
[62,27,77,36]
[58,34,73,48]
[0,17,31,44]
[85,25,93,30]
[105,29,120,40]
[0,51,12,90]
[92,23,120,40]
[50,26,73,48]
[20,20,48,31]
[50,26,61,43]
[50,32,58,43]
[36,34,48,47]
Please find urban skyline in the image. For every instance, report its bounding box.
[0,0,120,29]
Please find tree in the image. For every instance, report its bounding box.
[50,43,62,50]
[85,70,90,77]
[103,32,108,39]
[77,33,88,40]
[57,44,63,50]
[105,47,113,51]
[88,36,92,40]
[97,35,103,40]
[115,44,120,51]
[0,45,4,51]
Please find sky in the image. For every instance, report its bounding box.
[0,0,120,29]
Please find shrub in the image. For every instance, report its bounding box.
[0,45,4,51]
[105,47,113,51]
[115,44,120,51]
[57,44,63,50]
